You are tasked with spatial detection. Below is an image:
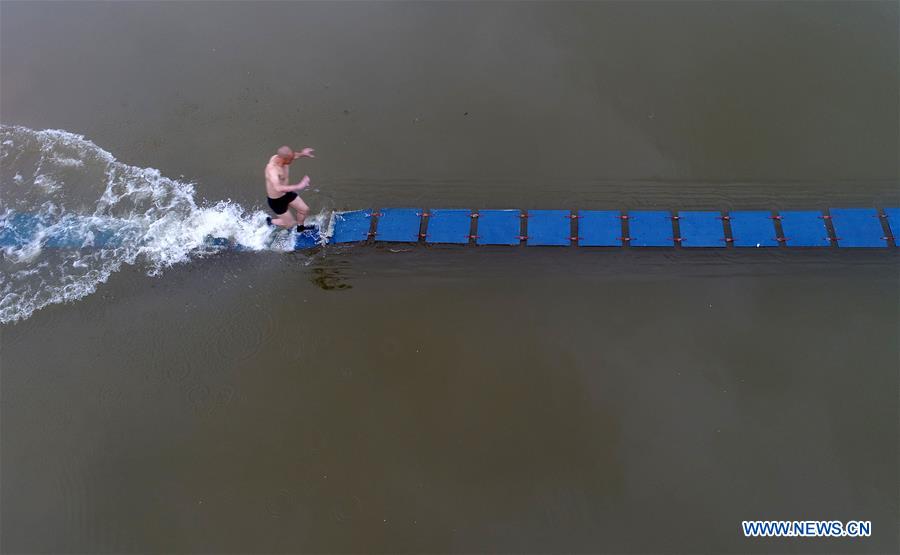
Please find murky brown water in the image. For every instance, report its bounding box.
[2,1,898,553]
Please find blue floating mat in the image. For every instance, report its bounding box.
[44,226,91,248]
[830,208,885,248]
[426,209,471,244]
[627,211,673,247]
[578,210,622,247]
[44,219,117,248]
[331,210,372,243]
[527,210,570,246]
[375,208,422,242]
[476,210,521,245]
[205,236,232,248]
[0,212,43,247]
[729,211,778,247]
[87,227,121,248]
[884,208,900,247]
[677,211,725,248]
[780,210,829,247]
[294,227,323,250]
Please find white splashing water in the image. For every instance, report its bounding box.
[0,125,331,324]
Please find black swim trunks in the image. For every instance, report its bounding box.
[267,192,298,215]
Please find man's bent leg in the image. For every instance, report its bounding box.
[272,210,297,228]
[290,196,310,226]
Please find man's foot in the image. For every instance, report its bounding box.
[296,224,316,233]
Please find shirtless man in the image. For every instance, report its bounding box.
[265,145,316,231]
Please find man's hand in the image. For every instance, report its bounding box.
[294,148,316,159]
[291,175,311,191]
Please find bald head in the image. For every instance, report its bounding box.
[276,145,294,163]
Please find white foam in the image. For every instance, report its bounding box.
[0,125,326,324]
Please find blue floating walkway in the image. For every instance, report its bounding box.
[4,206,900,252]
[374,208,421,242]
[0,213,135,249]
[476,210,521,245]
[779,210,830,247]
[884,208,900,247]
[426,209,471,244]
[628,211,673,247]
[677,211,725,248]
[331,210,372,243]
[830,208,885,248]
[578,210,622,247]
[729,211,778,247]
[527,210,571,246]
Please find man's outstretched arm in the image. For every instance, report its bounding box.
[285,175,311,192]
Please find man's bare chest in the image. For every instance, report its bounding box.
[269,165,288,183]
